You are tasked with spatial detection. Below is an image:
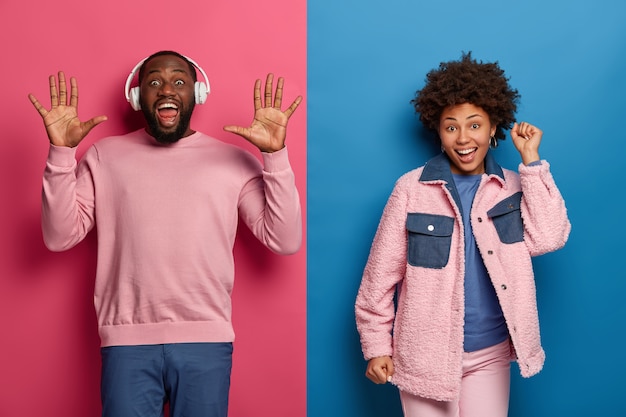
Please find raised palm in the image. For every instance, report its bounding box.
[29,71,106,148]
[224,73,301,153]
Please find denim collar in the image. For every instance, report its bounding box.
[419,151,504,183]
[419,151,505,211]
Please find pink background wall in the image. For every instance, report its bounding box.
[0,1,306,416]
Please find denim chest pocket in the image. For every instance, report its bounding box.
[487,192,524,244]
[406,213,454,269]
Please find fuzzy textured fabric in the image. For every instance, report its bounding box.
[355,153,570,401]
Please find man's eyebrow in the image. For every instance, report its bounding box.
[146,68,189,76]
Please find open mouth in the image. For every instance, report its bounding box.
[456,148,477,160]
[157,102,179,127]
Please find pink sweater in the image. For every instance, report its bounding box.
[355,155,570,401]
[42,129,302,347]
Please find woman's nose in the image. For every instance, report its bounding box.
[456,129,470,143]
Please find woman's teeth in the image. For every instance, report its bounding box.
[457,148,476,155]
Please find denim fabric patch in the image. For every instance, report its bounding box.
[406,213,454,269]
[487,192,524,244]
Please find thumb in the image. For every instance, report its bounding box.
[83,115,108,134]
[375,358,394,383]
[386,359,395,382]
[223,125,247,137]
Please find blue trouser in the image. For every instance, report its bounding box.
[101,343,233,417]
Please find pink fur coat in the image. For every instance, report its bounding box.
[355,155,570,401]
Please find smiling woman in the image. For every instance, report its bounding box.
[438,103,495,175]
[354,52,570,417]
[307,2,624,416]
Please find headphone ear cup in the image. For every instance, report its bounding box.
[195,82,208,104]
[129,87,142,111]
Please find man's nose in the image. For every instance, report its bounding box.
[158,82,175,96]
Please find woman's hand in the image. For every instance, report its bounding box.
[365,356,395,384]
[510,121,542,165]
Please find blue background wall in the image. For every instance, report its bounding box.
[308,0,626,415]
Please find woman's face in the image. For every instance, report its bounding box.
[438,102,496,175]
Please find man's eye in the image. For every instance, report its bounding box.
[149,80,161,87]
[174,80,185,86]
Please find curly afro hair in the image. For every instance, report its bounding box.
[411,52,520,142]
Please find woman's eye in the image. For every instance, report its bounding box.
[446,126,456,132]
[471,123,480,129]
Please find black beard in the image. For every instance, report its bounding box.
[141,102,195,144]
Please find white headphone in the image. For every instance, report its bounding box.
[124,54,210,111]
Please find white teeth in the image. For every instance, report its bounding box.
[158,102,178,110]
[457,148,476,155]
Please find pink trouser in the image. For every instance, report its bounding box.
[399,339,511,417]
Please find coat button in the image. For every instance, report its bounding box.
[477,217,483,222]
[501,284,507,290]
[427,224,435,232]
[488,250,493,255]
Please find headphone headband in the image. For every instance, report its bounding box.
[124,54,210,110]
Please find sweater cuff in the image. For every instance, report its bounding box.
[47,144,78,167]
[518,159,549,174]
[261,146,291,173]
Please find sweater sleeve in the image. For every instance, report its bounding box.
[237,146,302,255]
[41,144,96,251]
[355,178,408,360]
[518,160,571,256]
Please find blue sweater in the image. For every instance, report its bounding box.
[452,173,508,352]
